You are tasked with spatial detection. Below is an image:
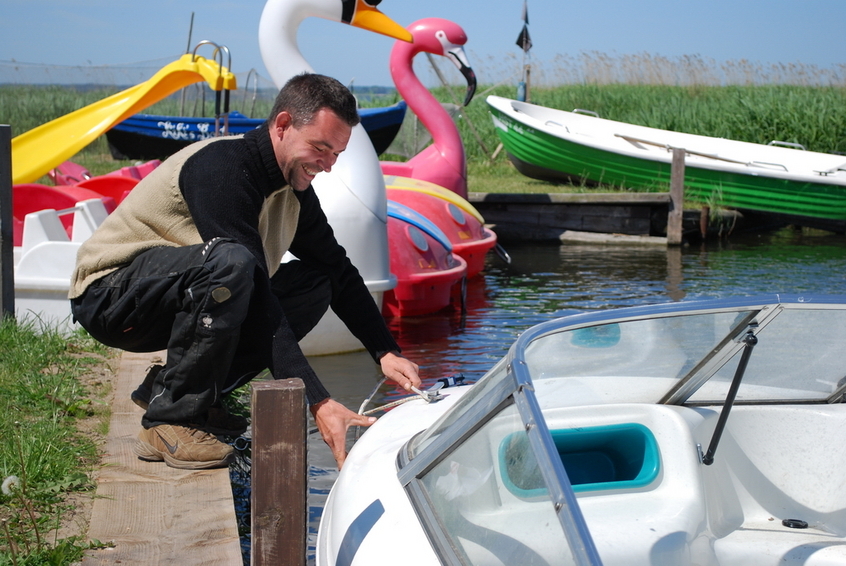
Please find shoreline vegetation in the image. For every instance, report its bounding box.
[0,318,117,565]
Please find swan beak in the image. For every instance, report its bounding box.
[445,46,477,107]
[343,0,413,43]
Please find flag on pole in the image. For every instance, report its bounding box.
[515,0,532,52]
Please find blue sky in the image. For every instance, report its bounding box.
[1,0,844,87]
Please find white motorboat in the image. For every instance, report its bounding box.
[318,295,846,565]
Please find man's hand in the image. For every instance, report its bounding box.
[310,398,376,470]
[379,351,421,392]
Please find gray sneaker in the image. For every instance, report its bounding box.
[134,424,235,470]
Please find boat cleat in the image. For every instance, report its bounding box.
[411,383,446,403]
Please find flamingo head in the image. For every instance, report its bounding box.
[404,17,477,107]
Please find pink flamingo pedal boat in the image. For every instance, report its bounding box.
[381,18,497,282]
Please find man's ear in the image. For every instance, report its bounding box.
[274,111,293,137]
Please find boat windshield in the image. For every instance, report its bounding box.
[521,304,846,405]
[686,307,846,402]
[410,301,846,461]
[418,402,581,566]
[523,309,753,404]
[409,357,509,458]
[401,298,846,566]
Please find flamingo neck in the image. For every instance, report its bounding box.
[390,44,464,164]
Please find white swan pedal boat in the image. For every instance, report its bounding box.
[318,295,846,566]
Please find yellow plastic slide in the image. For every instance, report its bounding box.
[12,53,237,185]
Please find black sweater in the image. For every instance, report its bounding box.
[181,125,400,403]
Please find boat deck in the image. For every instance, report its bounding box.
[81,351,241,565]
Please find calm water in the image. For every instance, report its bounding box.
[234,227,846,564]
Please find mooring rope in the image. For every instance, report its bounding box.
[357,377,435,416]
[357,377,387,415]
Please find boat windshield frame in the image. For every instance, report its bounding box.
[398,333,604,565]
[395,294,846,566]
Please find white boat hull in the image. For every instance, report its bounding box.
[318,297,846,566]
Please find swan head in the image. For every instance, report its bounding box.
[405,18,477,106]
[260,0,412,88]
[342,0,412,41]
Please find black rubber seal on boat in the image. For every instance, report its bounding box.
[782,518,809,529]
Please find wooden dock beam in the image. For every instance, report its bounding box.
[250,379,307,566]
[468,192,672,243]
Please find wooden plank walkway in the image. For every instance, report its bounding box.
[82,351,241,565]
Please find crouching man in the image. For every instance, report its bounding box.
[69,73,420,470]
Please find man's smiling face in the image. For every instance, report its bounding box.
[271,108,351,192]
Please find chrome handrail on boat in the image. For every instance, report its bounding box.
[768,140,807,151]
[191,40,233,136]
[814,162,846,176]
[545,120,570,133]
[572,108,600,118]
[749,161,789,171]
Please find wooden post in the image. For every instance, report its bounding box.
[251,379,307,566]
[667,148,685,246]
[0,124,14,321]
[699,207,710,240]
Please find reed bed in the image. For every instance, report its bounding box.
[418,51,846,165]
[466,51,846,89]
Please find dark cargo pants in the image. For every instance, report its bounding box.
[71,239,331,429]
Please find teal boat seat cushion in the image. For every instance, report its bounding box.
[500,423,660,498]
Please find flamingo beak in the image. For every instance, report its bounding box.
[445,46,477,107]
[342,0,413,43]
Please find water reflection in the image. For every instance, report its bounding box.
[238,227,846,565]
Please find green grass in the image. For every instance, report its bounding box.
[467,160,584,194]
[0,317,116,565]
